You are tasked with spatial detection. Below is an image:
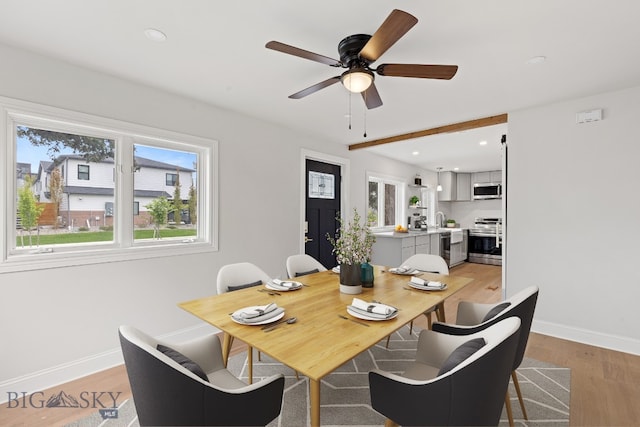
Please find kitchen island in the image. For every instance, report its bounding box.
[371,228,467,268]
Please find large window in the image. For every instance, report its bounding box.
[1,96,218,272]
[367,173,405,228]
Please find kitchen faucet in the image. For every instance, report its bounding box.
[435,211,446,228]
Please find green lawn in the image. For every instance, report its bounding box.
[16,228,197,246]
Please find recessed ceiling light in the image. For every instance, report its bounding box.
[144,28,167,42]
[453,167,459,171]
[412,151,420,156]
[526,55,546,65]
[479,140,488,146]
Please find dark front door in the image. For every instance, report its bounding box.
[305,159,341,269]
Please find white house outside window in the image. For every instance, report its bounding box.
[0,96,218,273]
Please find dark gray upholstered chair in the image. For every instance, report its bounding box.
[369,317,520,427]
[119,325,284,426]
[432,285,539,427]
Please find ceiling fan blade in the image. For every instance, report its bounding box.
[288,76,341,99]
[266,41,342,67]
[359,9,418,63]
[361,82,383,109]
[376,64,458,80]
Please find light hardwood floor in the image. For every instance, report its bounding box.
[1,263,639,426]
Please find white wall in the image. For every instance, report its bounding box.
[0,42,424,395]
[506,85,640,354]
[2,41,639,398]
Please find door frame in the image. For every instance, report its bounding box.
[299,149,350,254]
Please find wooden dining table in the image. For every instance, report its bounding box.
[178,265,473,427]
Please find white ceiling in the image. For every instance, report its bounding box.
[1,1,639,173]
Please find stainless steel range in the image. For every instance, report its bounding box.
[468,217,502,266]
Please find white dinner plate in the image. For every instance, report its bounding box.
[408,282,448,291]
[331,266,340,273]
[265,281,302,291]
[347,306,399,321]
[231,308,285,325]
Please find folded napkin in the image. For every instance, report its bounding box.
[390,265,418,275]
[410,276,446,289]
[349,297,398,319]
[231,303,284,324]
[268,279,302,290]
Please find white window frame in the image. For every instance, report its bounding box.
[366,171,406,231]
[0,96,218,273]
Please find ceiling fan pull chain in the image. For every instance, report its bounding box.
[348,91,352,130]
[363,91,367,138]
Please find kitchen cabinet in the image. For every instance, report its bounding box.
[430,233,441,256]
[415,235,430,254]
[472,171,491,183]
[450,239,466,266]
[438,172,472,202]
[472,170,502,184]
[401,237,415,264]
[370,235,414,267]
[438,171,457,201]
[371,232,442,267]
[455,173,471,201]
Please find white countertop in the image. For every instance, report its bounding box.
[374,228,464,238]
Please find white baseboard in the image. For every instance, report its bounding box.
[532,319,640,356]
[0,323,217,404]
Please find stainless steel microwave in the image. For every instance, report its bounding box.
[473,182,502,199]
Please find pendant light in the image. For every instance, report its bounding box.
[436,167,443,192]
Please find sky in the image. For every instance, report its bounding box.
[17,137,197,173]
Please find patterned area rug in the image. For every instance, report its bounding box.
[66,326,570,426]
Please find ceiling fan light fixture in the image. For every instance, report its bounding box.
[341,68,373,93]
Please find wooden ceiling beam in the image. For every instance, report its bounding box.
[348,113,508,150]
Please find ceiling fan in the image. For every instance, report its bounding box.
[265,9,458,109]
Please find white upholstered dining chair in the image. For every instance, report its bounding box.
[285,254,327,278]
[216,261,299,380]
[386,253,449,347]
[216,262,271,381]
